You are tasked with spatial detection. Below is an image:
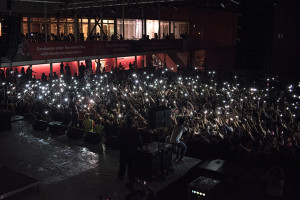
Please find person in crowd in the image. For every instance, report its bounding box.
[94,117,103,133]
[26,66,33,80]
[69,93,79,128]
[129,62,133,72]
[96,60,101,75]
[60,62,65,76]
[0,69,5,81]
[41,73,47,82]
[65,63,71,81]
[117,116,143,181]
[20,67,25,77]
[53,72,58,79]
[83,113,95,134]
[79,62,85,78]
[1,66,299,167]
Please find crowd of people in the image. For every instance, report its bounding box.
[0,64,299,165]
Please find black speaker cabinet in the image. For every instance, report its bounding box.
[84,132,102,145]
[136,142,172,179]
[188,176,220,200]
[104,135,119,149]
[67,127,84,139]
[32,120,48,131]
[148,106,172,129]
[0,110,11,131]
[49,121,67,135]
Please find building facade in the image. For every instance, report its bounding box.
[0,0,238,79]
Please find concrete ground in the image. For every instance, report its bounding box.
[0,120,201,200]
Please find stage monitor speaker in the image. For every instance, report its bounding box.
[148,106,172,129]
[0,110,11,131]
[188,176,220,200]
[32,120,48,131]
[84,132,102,145]
[136,142,172,179]
[49,121,67,135]
[67,127,84,139]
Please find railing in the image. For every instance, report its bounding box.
[13,39,185,62]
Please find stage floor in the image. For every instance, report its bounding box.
[0,120,201,200]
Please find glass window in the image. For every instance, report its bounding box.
[174,21,188,39]
[103,23,114,39]
[22,22,28,35]
[23,17,28,21]
[82,23,88,40]
[67,23,73,35]
[82,19,88,23]
[50,23,57,35]
[67,18,74,22]
[146,20,159,39]
[96,23,101,35]
[117,19,123,38]
[59,23,65,35]
[90,19,96,34]
[31,21,41,33]
[160,21,169,39]
[124,19,142,40]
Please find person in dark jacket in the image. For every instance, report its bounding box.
[118,116,143,181]
[69,93,79,128]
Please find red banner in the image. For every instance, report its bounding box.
[17,40,184,61]
[27,42,105,60]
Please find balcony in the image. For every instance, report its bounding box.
[11,39,186,63]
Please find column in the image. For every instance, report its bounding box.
[27,17,30,42]
[81,17,83,34]
[122,6,125,39]
[141,4,144,37]
[57,16,60,37]
[158,4,161,39]
[50,63,53,77]
[74,14,78,42]
[114,19,117,35]
[189,50,193,68]
[144,19,147,38]
[101,8,103,41]
[164,54,167,67]
[173,19,175,38]
[135,55,137,68]
[77,61,80,75]
[88,18,90,35]
[44,3,47,43]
